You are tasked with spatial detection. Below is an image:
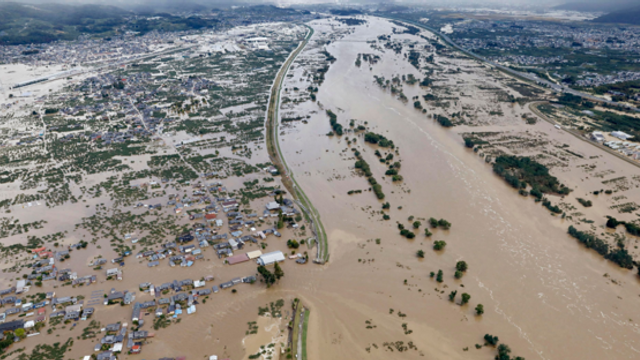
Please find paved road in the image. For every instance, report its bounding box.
[265,25,328,264]
[296,308,305,360]
[384,16,640,113]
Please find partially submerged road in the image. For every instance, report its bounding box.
[265,25,329,264]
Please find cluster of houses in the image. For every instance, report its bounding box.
[0,288,56,325]
[0,289,99,340]
[0,175,301,357]
[123,181,298,271]
[22,246,98,285]
[88,273,258,357]
[93,321,153,359]
[590,131,640,160]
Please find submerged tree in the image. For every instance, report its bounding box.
[484,334,499,347]
[433,241,447,251]
[258,266,276,287]
[274,262,284,281]
[461,293,470,305]
[456,261,468,272]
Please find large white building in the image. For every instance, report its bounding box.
[590,131,605,142]
[611,131,633,141]
[257,251,285,266]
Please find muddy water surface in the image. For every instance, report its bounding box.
[277,17,640,360]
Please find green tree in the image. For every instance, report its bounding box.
[456,261,468,272]
[416,250,425,258]
[484,334,499,346]
[496,344,511,360]
[274,262,284,281]
[258,266,276,287]
[454,270,463,279]
[475,304,484,315]
[413,221,421,229]
[438,219,451,229]
[460,293,470,305]
[606,216,620,229]
[429,217,438,228]
[448,290,457,302]
[424,229,432,237]
[277,212,284,229]
[433,241,447,251]
[15,328,26,339]
[436,270,443,283]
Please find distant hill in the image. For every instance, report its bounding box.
[0,1,311,46]
[0,2,130,24]
[0,2,226,45]
[329,9,362,16]
[553,1,636,13]
[0,2,132,45]
[592,5,640,25]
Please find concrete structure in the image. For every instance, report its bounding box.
[612,131,633,140]
[257,251,285,266]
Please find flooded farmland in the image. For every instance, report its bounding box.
[1,11,640,360]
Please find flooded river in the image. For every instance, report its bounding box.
[276,17,640,360]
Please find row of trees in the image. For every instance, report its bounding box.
[326,110,343,135]
[428,217,451,230]
[567,226,634,269]
[364,132,395,148]
[354,150,385,200]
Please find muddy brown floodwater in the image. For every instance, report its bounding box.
[275,17,640,360]
[4,16,640,360]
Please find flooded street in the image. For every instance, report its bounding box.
[277,17,640,360]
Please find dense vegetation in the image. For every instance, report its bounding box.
[354,151,385,200]
[577,198,592,207]
[567,226,634,269]
[493,155,570,195]
[364,132,394,148]
[593,79,640,99]
[326,110,343,136]
[336,18,367,26]
[257,263,284,287]
[434,114,453,127]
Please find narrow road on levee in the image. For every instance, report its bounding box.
[265,25,329,264]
